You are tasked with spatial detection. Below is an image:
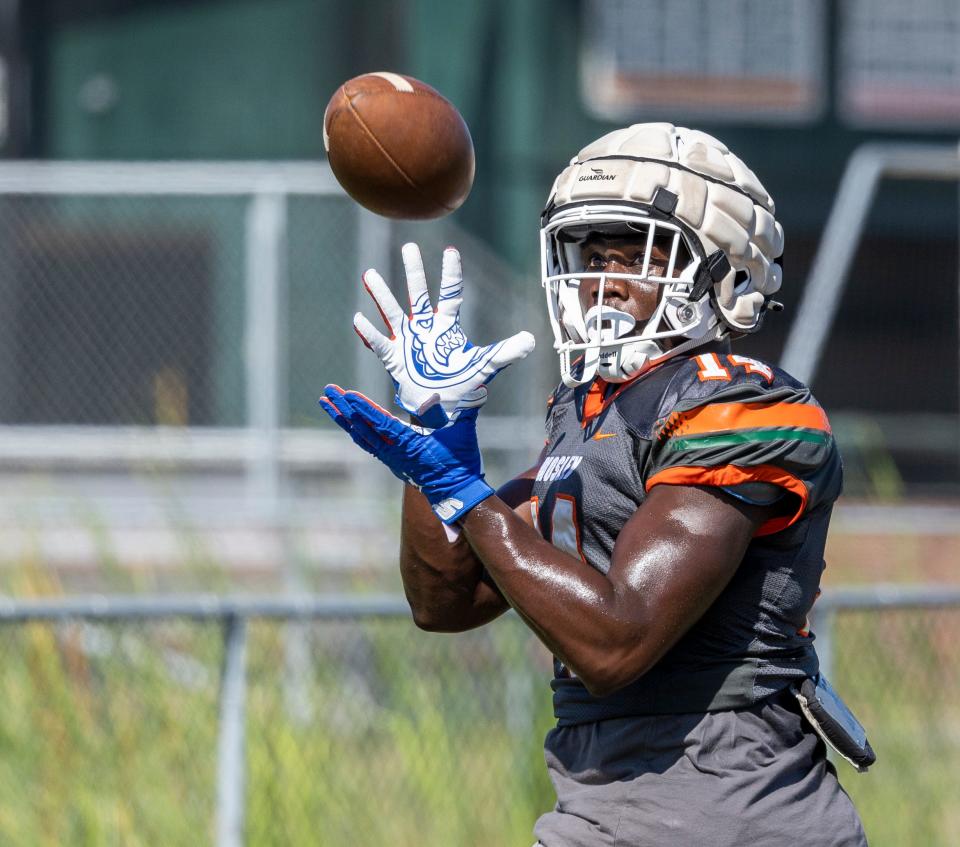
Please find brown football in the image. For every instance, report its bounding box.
[323,72,475,220]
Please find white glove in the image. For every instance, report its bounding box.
[353,242,536,428]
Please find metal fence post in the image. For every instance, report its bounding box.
[244,189,289,518]
[217,613,249,847]
[781,143,960,386]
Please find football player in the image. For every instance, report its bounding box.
[321,123,869,846]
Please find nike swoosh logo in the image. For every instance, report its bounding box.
[592,432,616,441]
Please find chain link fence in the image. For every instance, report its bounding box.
[0,164,547,430]
[822,603,960,846]
[0,163,549,587]
[0,590,956,847]
[0,193,245,427]
[0,597,556,847]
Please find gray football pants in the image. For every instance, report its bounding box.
[533,690,867,847]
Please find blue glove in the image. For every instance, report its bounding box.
[319,384,494,524]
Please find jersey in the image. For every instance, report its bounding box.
[530,345,842,725]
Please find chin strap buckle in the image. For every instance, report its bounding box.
[690,250,730,301]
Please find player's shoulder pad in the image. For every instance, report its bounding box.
[643,351,839,532]
[655,351,810,420]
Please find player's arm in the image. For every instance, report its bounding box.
[398,461,540,632]
[320,386,780,689]
[459,484,776,696]
[319,385,793,694]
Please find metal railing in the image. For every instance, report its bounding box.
[0,162,548,582]
[0,162,366,514]
[781,142,960,387]
[1,585,959,846]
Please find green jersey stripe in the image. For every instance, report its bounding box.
[669,429,832,451]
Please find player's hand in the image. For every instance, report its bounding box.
[353,243,536,429]
[319,384,494,524]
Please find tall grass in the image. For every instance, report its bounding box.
[833,609,960,847]
[0,578,957,845]
[0,601,555,846]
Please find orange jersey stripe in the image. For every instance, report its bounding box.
[644,463,809,537]
[660,401,831,440]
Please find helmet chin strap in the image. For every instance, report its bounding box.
[599,338,660,382]
[596,294,669,383]
[584,302,636,384]
[594,275,726,382]
[560,299,668,387]
[560,321,722,388]
[561,302,635,387]
[594,286,728,383]
[555,271,726,388]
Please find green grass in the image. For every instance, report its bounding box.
[831,609,960,847]
[0,572,956,845]
[0,602,556,846]
[242,619,555,846]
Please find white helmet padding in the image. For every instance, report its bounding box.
[541,123,784,387]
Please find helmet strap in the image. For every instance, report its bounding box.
[690,249,731,302]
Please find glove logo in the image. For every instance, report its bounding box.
[408,324,486,381]
[434,497,465,522]
[435,323,466,364]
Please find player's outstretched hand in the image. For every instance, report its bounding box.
[319,384,494,524]
[353,243,535,429]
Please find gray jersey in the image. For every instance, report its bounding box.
[530,347,842,723]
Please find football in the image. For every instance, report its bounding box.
[323,72,475,220]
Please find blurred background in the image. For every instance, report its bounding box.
[0,0,957,844]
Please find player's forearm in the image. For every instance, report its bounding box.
[459,498,638,694]
[399,485,507,631]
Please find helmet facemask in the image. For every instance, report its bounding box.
[542,204,718,388]
[540,123,785,390]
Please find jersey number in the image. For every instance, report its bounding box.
[695,353,773,383]
[537,493,586,563]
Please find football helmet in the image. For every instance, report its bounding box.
[540,123,784,387]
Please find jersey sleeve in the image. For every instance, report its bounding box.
[643,354,842,536]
